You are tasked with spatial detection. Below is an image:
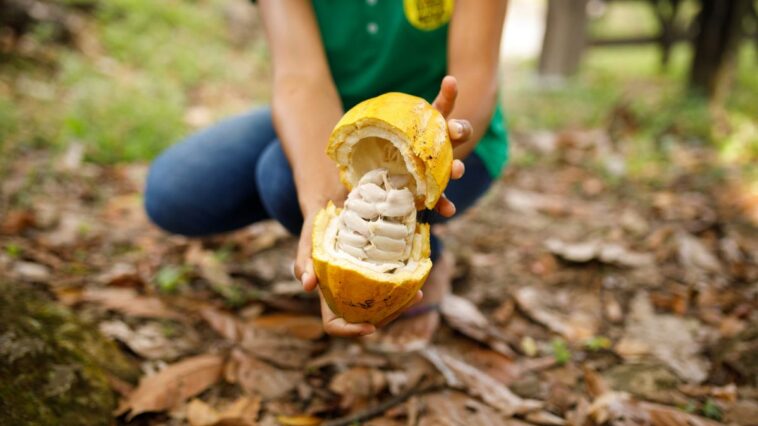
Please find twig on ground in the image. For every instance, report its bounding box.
[322,377,439,426]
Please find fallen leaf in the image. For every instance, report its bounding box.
[221,395,261,424]
[503,189,571,217]
[514,287,597,342]
[419,391,519,426]
[615,292,711,383]
[79,288,184,320]
[307,346,388,370]
[186,395,260,426]
[545,238,653,268]
[421,347,542,417]
[440,294,515,357]
[0,209,36,234]
[100,320,195,360]
[602,363,680,404]
[329,367,386,409]
[97,262,142,287]
[276,415,322,426]
[240,324,320,369]
[229,349,301,400]
[13,261,51,281]
[724,399,758,424]
[588,391,722,426]
[458,346,523,386]
[201,306,242,342]
[118,354,224,419]
[186,243,243,303]
[187,399,221,426]
[251,313,324,341]
[677,232,722,273]
[41,211,100,247]
[524,410,566,425]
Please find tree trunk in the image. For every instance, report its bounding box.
[689,0,750,101]
[538,0,590,78]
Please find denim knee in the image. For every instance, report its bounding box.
[144,153,211,236]
[255,142,303,235]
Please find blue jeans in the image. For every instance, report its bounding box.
[144,108,494,261]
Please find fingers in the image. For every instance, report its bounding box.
[324,317,376,337]
[434,194,456,217]
[319,291,375,337]
[300,261,318,292]
[451,159,465,180]
[295,217,318,292]
[432,75,458,118]
[448,119,472,147]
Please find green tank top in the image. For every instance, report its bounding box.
[312,0,508,178]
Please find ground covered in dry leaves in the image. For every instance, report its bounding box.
[1,129,756,425]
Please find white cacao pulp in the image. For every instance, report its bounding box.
[336,168,416,273]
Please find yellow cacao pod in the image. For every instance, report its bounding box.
[311,92,453,324]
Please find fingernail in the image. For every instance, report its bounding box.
[360,326,376,336]
[452,121,462,137]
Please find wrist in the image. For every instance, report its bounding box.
[299,188,347,218]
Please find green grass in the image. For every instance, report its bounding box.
[1,0,755,177]
[1,0,269,165]
[505,41,758,176]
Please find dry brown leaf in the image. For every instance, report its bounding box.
[419,391,525,426]
[187,396,260,426]
[329,367,386,407]
[187,399,221,426]
[250,313,324,341]
[524,410,566,425]
[97,262,143,287]
[677,232,722,273]
[13,261,51,281]
[99,320,195,360]
[230,349,301,400]
[42,211,100,247]
[615,292,711,383]
[0,209,36,234]
[221,395,261,423]
[440,294,515,357]
[186,243,239,300]
[545,238,653,268]
[201,307,242,342]
[79,287,184,320]
[118,354,224,419]
[276,415,322,426]
[421,347,542,417]
[588,391,722,426]
[307,346,388,370]
[240,325,319,369]
[514,287,597,342]
[503,188,572,217]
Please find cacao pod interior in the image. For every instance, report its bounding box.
[336,128,427,207]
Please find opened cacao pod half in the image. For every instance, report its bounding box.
[312,92,453,324]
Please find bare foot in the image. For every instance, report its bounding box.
[364,252,453,353]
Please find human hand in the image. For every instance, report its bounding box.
[432,75,470,217]
[297,76,470,337]
[295,210,383,336]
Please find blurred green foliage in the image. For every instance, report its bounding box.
[0,0,755,178]
[0,0,269,165]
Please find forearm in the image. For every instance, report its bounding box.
[448,68,499,159]
[447,0,508,160]
[272,75,345,216]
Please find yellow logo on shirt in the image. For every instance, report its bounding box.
[403,0,454,31]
